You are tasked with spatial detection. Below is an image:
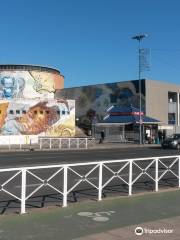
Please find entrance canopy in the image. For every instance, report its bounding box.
[100,106,160,124]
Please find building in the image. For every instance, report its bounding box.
[0,64,75,144]
[56,79,180,140]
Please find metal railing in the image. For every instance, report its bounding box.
[39,137,95,150]
[0,155,179,214]
[0,138,95,150]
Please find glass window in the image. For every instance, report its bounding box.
[22,110,26,114]
[9,110,14,114]
[16,110,20,114]
[168,113,176,125]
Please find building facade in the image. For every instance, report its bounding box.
[0,65,75,142]
[56,79,180,135]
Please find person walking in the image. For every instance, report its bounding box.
[99,130,105,144]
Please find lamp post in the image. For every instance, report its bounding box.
[132,34,148,144]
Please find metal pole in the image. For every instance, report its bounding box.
[21,168,26,214]
[98,162,103,201]
[138,40,142,145]
[132,34,148,144]
[155,158,159,192]
[177,93,179,126]
[128,160,133,195]
[63,165,68,207]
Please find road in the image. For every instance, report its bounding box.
[0,146,179,214]
[0,146,179,168]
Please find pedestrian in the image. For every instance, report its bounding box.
[99,130,105,144]
[158,130,163,144]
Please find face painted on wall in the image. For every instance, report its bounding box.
[0,76,25,99]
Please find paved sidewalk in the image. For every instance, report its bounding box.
[75,215,180,240]
[0,140,161,152]
[0,189,180,240]
[92,142,160,149]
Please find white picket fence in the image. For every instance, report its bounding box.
[0,155,179,214]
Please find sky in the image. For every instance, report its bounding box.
[0,0,180,87]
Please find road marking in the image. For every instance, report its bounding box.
[78,211,115,222]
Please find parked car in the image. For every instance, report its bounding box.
[161,134,180,149]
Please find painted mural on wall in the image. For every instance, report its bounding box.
[0,99,75,137]
[56,80,145,130]
[0,71,63,99]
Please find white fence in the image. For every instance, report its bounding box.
[0,138,95,150]
[39,138,95,150]
[0,155,179,214]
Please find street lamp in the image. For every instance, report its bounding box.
[132,34,148,144]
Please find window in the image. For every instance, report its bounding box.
[16,110,20,114]
[57,110,60,115]
[34,110,37,114]
[40,111,43,115]
[62,110,65,115]
[168,92,177,103]
[9,110,14,114]
[168,113,176,125]
[22,110,26,114]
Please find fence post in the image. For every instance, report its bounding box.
[128,160,132,195]
[77,138,79,149]
[40,138,42,150]
[85,138,88,149]
[59,138,61,149]
[179,156,180,188]
[155,158,159,192]
[98,163,103,201]
[68,138,70,149]
[63,165,68,207]
[21,168,26,214]
[50,138,52,149]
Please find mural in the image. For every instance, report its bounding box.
[0,99,75,137]
[0,70,64,99]
[56,80,146,131]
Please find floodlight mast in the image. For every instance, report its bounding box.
[132,34,148,144]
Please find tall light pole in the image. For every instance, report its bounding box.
[132,34,148,144]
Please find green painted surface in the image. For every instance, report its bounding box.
[0,190,180,240]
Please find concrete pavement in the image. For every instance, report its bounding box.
[0,189,180,240]
[75,215,180,240]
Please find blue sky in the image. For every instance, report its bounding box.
[0,0,180,87]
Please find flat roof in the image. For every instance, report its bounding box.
[0,64,60,74]
[62,79,180,90]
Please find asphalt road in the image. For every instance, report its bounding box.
[0,146,179,168]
